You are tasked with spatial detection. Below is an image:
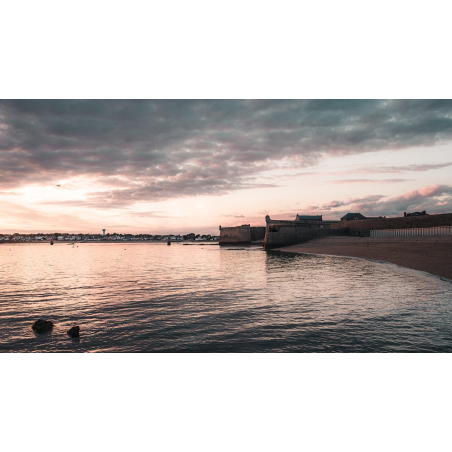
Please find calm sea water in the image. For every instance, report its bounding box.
[1,242,451,352]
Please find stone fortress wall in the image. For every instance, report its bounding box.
[220,213,452,248]
[250,227,266,241]
[330,213,452,231]
[263,225,347,249]
[219,225,266,244]
[219,225,251,244]
[263,214,347,249]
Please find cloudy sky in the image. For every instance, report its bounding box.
[1,99,452,234]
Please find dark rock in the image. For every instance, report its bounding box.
[67,326,80,338]
[32,319,53,333]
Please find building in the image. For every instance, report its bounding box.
[341,213,366,221]
[341,213,385,221]
[264,215,346,249]
[404,211,428,217]
[295,214,323,221]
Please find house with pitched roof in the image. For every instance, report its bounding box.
[341,213,385,221]
[341,213,366,221]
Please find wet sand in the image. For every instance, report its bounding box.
[276,236,452,280]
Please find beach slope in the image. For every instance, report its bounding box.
[275,236,452,280]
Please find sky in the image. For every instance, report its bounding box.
[1,99,452,234]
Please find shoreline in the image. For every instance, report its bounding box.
[0,240,218,245]
[275,236,452,281]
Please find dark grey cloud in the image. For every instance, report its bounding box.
[1,100,452,206]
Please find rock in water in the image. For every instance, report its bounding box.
[32,319,54,333]
[67,326,80,338]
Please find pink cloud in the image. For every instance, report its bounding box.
[390,184,450,202]
[297,184,452,219]
[325,200,345,208]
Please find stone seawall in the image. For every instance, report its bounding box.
[250,227,266,241]
[330,213,452,231]
[264,224,347,249]
[219,225,251,244]
[219,225,266,244]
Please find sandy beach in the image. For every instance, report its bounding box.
[276,236,452,280]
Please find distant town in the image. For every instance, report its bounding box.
[0,232,220,243]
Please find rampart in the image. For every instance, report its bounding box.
[264,223,347,249]
[250,227,266,241]
[219,225,251,244]
[330,213,452,231]
[266,218,336,228]
[219,225,266,244]
[223,213,452,248]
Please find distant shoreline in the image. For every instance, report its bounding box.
[0,240,219,245]
[275,236,452,281]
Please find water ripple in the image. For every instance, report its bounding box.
[1,243,451,352]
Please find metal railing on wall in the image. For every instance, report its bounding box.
[370,226,452,238]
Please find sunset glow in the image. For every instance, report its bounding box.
[1,100,452,234]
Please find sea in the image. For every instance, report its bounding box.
[1,242,452,352]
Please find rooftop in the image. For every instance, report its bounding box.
[295,214,323,221]
[341,213,366,221]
